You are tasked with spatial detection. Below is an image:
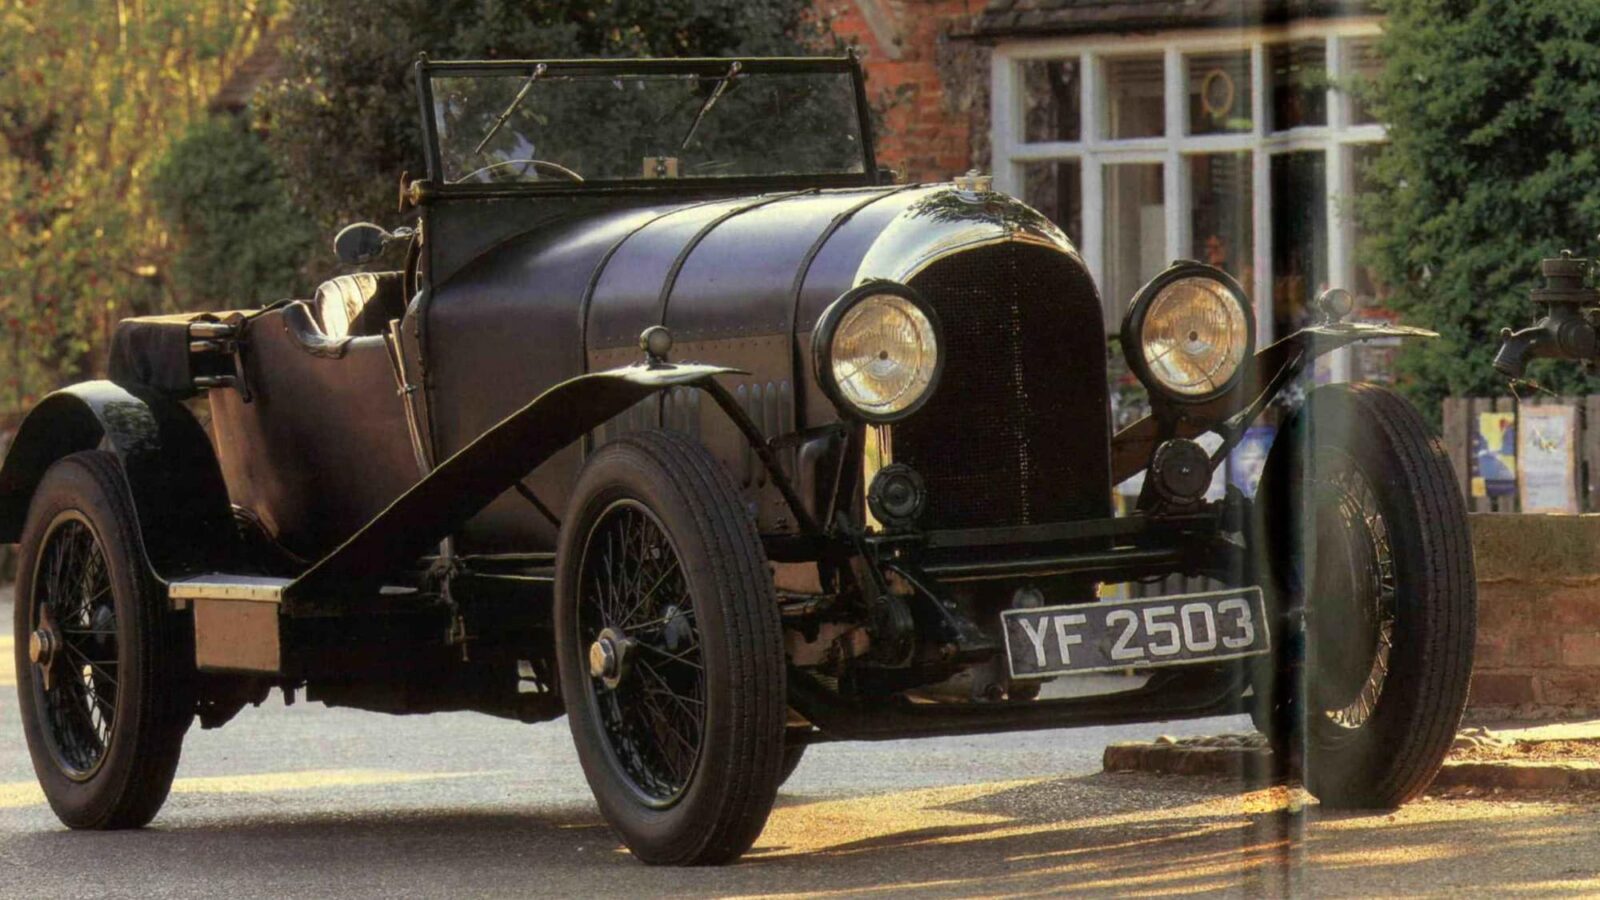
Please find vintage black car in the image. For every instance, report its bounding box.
[4,55,1476,865]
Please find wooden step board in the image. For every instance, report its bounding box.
[169,575,290,675]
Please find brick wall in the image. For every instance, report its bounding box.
[1470,514,1600,719]
[821,0,989,183]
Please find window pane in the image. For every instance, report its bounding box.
[1103,162,1166,320]
[1022,59,1081,143]
[1104,56,1165,139]
[1021,159,1083,247]
[1189,152,1254,294]
[1343,37,1384,125]
[1187,51,1253,135]
[1270,151,1329,337]
[1267,41,1327,131]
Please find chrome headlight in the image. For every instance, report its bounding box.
[1121,263,1254,402]
[813,283,943,423]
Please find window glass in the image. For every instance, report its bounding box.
[1022,59,1081,143]
[1021,159,1083,247]
[430,68,867,185]
[1103,162,1166,319]
[1270,151,1329,337]
[1189,152,1254,294]
[1267,41,1328,130]
[1342,37,1384,125]
[1104,56,1165,139]
[1187,51,1253,135]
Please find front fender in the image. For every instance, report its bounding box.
[1110,322,1437,483]
[286,362,741,609]
[0,381,235,579]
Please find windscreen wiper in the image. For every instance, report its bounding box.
[679,61,741,152]
[474,63,548,155]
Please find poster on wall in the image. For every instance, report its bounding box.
[1471,411,1517,498]
[1517,404,1579,514]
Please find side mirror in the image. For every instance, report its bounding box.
[333,222,393,266]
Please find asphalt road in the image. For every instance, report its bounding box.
[4,588,1599,898]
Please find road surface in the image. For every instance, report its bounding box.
[3,589,1598,897]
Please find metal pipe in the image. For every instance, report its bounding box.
[920,547,1185,581]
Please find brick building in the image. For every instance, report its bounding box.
[824,1,992,184]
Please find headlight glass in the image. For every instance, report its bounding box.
[827,293,940,420]
[1139,276,1250,397]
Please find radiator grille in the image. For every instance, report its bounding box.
[895,243,1112,529]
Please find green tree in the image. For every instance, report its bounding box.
[150,117,315,306]
[256,0,837,246]
[1359,0,1600,416]
[0,0,278,416]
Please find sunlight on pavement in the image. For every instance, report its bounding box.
[757,778,1292,860]
[0,768,493,810]
[742,776,1600,898]
[745,778,1300,897]
[0,635,13,687]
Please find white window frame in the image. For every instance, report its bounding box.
[991,18,1387,380]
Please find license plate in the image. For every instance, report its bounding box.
[1001,586,1270,679]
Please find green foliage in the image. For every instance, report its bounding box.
[257,0,837,245]
[151,118,315,306]
[1359,0,1600,415]
[0,1,277,417]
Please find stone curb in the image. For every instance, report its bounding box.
[1103,738,1277,785]
[1103,734,1600,792]
[1430,760,1600,790]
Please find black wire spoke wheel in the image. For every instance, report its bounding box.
[577,500,706,805]
[1305,452,1397,739]
[14,451,191,830]
[30,513,121,779]
[1251,384,1475,810]
[556,431,785,866]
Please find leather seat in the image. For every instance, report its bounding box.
[314,272,407,339]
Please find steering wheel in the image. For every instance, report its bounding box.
[457,158,585,184]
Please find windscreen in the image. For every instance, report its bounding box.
[429,66,869,186]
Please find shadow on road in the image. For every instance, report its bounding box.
[3,771,1597,897]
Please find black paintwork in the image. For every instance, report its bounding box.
[0,381,235,579]
[286,362,738,610]
[416,183,1020,553]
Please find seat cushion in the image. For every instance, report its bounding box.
[314,272,406,339]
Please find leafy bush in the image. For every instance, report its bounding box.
[1359,0,1600,414]
[150,118,316,306]
[0,2,275,413]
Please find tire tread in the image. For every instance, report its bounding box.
[15,450,189,830]
[557,430,784,865]
[1287,385,1475,808]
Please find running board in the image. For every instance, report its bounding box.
[169,575,289,675]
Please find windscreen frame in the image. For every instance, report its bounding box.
[413,55,882,197]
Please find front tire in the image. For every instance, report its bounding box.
[14,451,192,829]
[1252,384,1475,808]
[555,431,785,865]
